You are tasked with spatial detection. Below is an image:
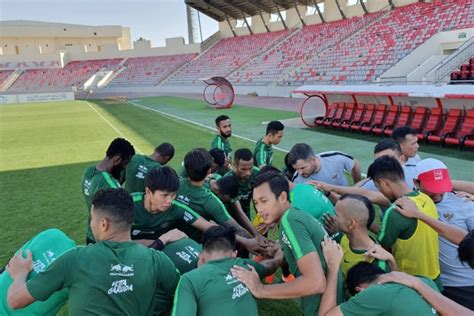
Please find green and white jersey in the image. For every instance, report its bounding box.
[124,154,161,193]
[211,134,232,162]
[290,183,335,221]
[223,166,259,215]
[340,277,440,316]
[162,238,202,274]
[81,165,100,212]
[172,257,265,316]
[131,193,201,241]
[279,208,344,316]
[253,138,273,167]
[26,240,180,316]
[176,178,232,241]
[0,229,75,316]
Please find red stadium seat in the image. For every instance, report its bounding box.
[385,106,413,136]
[315,103,337,126]
[373,105,399,136]
[444,109,474,148]
[352,104,375,132]
[410,107,429,132]
[332,103,355,128]
[323,102,345,127]
[418,108,443,141]
[426,108,462,144]
[341,103,365,130]
[361,104,387,133]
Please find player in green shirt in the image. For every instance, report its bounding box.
[176,148,266,255]
[232,171,344,316]
[253,120,284,168]
[179,148,227,177]
[211,115,232,170]
[0,228,75,316]
[124,142,175,193]
[162,237,202,274]
[130,166,215,246]
[7,188,180,316]
[318,239,442,316]
[81,137,135,244]
[172,225,284,316]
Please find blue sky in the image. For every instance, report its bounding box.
[0,0,219,47]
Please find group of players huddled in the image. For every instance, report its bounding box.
[2,114,474,315]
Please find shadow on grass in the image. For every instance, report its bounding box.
[303,127,474,161]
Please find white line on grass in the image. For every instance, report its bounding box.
[85,101,144,154]
[128,101,290,153]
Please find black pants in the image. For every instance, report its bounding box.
[442,285,474,310]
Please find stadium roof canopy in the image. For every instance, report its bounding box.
[185,0,317,21]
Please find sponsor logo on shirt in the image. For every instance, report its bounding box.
[32,260,47,273]
[232,283,249,300]
[224,272,239,285]
[108,279,133,295]
[83,180,91,196]
[331,174,338,180]
[32,250,58,273]
[110,264,135,277]
[281,231,291,249]
[442,212,454,222]
[185,246,200,257]
[183,211,194,222]
[177,195,190,205]
[176,251,192,264]
[136,165,148,179]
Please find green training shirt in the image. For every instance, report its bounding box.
[172,257,266,316]
[340,277,440,316]
[211,134,232,162]
[290,183,335,221]
[253,138,273,167]
[124,154,161,193]
[176,178,232,241]
[81,165,100,212]
[223,166,259,215]
[131,193,201,241]
[280,208,344,316]
[0,228,75,316]
[26,240,180,316]
[83,170,121,242]
[162,238,202,274]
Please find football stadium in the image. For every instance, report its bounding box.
[1,0,474,315]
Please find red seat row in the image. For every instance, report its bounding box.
[314,102,474,148]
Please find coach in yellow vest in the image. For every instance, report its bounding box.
[367,156,440,287]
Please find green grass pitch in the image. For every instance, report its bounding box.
[0,96,472,315]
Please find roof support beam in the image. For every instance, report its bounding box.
[243,15,253,34]
[359,0,368,14]
[313,0,326,23]
[271,0,288,29]
[259,11,271,32]
[225,15,237,37]
[334,0,346,19]
[293,0,306,26]
[387,0,395,9]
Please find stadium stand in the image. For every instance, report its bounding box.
[164,30,290,85]
[0,70,14,87]
[450,56,474,84]
[229,13,382,85]
[108,54,197,87]
[288,1,474,84]
[8,59,122,92]
[444,108,474,148]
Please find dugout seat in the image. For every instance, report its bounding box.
[352,104,375,132]
[426,108,462,144]
[384,106,413,136]
[444,108,474,148]
[315,103,337,126]
[323,102,346,127]
[332,103,355,128]
[410,107,429,133]
[373,105,399,136]
[361,104,387,133]
[418,108,443,141]
[341,103,365,130]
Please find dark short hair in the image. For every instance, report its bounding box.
[288,143,315,165]
[209,148,226,167]
[234,148,253,164]
[284,153,296,175]
[339,194,375,229]
[155,142,175,159]
[92,188,134,231]
[202,225,236,252]
[391,126,417,143]
[145,166,179,193]
[184,148,213,181]
[367,156,405,183]
[346,262,385,296]
[374,139,402,156]
[215,115,230,126]
[252,171,290,202]
[258,165,282,175]
[266,120,284,135]
[459,229,474,269]
[106,138,135,160]
[216,176,239,199]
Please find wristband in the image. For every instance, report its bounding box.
[149,239,165,251]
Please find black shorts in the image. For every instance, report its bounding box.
[442,285,474,310]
